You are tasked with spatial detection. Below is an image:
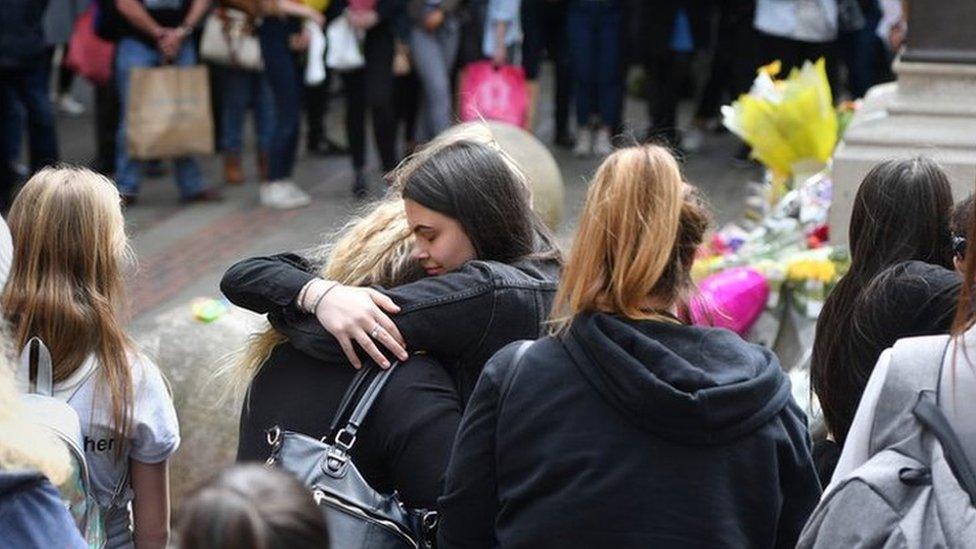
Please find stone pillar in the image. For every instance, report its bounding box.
[829,1,976,243]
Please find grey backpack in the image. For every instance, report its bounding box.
[797,335,976,548]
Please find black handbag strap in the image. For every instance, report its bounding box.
[913,391,976,505]
[327,366,374,438]
[328,364,397,451]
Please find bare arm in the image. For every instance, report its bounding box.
[116,0,165,41]
[182,0,210,30]
[262,0,325,24]
[131,459,171,549]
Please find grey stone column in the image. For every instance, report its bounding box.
[829,1,976,243]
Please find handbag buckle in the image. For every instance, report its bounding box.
[324,445,349,475]
[334,428,357,452]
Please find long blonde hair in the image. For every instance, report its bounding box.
[1,166,134,442]
[550,145,710,330]
[230,199,422,396]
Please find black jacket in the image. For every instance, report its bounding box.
[220,253,560,402]
[238,346,461,509]
[0,0,49,68]
[438,313,821,548]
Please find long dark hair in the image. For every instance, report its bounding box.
[178,465,329,549]
[812,157,954,443]
[400,140,560,263]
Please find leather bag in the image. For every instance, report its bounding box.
[219,0,263,19]
[266,366,437,549]
[200,8,264,71]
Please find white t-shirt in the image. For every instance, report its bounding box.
[54,352,180,549]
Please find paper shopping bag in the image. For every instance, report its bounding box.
[126,65,215,160]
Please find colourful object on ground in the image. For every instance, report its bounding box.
[192,298,228,323]
[690,268,770,336]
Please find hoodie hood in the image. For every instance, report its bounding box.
[0,470,44,496]
[563,313,792,445]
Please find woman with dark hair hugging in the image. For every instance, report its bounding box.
[810,157,962,485]
[222,127,561,509]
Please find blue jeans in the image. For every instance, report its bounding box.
[0,65,59,170]
[259,18,303,181]
[567,0,623,128]
[410,18,460,140]
[219,67,274,154]
[115,38,204,198]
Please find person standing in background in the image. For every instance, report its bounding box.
[332,0,405,198]
[521,0,573,148]
[256,0,324,208]
[635,0,708,150]
[685,0,757,153]
[839,0,891,98]
[567,0,622,158]
[114,0,220,206]
[753,0,839,92]
[217,44,275,185]
[0,0,57,212]
[483,0,521,67]
[407,0,461,141]
[44,0,90,116]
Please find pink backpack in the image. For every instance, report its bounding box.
[459,61,530,128]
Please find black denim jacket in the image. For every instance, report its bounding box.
[220,253,560,400]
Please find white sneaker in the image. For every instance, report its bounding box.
[58,95,85,116]
[573,129,593,157]
[260,180,312,209]
[593,128,613,157]
[681,127,704,153]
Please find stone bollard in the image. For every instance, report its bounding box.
[133,302,262,508]
[440,121,565,229]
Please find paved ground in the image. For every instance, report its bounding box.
[48,66,762,328]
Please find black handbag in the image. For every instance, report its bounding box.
[266,365,438,549]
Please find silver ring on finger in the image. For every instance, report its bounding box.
[370,324,382,339]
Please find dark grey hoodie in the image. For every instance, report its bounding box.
[439,312,822,548]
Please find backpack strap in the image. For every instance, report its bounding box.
[870,334,951,455]
[17,337,54,395]
[912,391,976,504]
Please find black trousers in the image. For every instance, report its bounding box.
[343,24,397,173]
[695,0,758,120]
[94,83,120,176]
[522,0,572,137]
[305,71,334,147]
[645,51,691,146]
[394,71,420,148]
[757,32,839,98]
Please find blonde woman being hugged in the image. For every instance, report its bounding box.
[437,145,822,549]
[2,167,180,549]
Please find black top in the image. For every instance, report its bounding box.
[220,253,560,401]
[237,344,461,509]
[438,313,821,548]
[116,0,190,43]
[0,0,49,67]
